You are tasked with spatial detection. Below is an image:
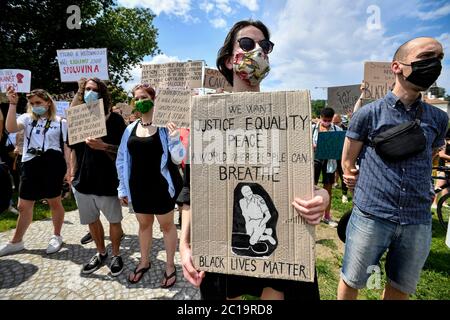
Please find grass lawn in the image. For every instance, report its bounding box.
[0,193,77,232]
[317,185,450,300]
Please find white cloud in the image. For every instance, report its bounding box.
[210,17,227,29]
[117,0,192,18]
[264,0,431,98]
[412,3,450,21]
[215,0,233,15]
[121,54,181,92]
[236,0,259,11]
[200,0,214,14]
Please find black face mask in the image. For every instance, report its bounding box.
[400,57,442,89]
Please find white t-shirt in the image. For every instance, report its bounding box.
[17,114,68,162]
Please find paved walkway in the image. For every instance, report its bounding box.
[0,207,201,300]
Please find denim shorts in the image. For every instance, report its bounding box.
[341,205,432,295]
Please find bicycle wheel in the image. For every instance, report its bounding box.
[436,192,450,230]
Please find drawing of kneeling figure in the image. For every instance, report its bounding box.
[232,183,278,258]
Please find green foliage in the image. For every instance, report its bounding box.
[311,100,326,118]
[0,0,159,94]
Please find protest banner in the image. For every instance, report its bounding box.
[55,101,70,118]
[204,68,233,92]
[66,99,107,145]
[52,91,75,102]
[191,91,315,282]
[0,69,31,93]
[152,89,191,128]
[363,62,395,101]
[327,85,360,115]
[141,61,203,89]
[315,131,346,160]
[57,48,109,82]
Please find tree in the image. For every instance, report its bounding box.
[311,100,326,118]
[0,0,160,95]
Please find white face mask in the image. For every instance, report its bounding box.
[232,47,270,86]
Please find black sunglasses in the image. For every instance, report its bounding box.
[237,37,274,54]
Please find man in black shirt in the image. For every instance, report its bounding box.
[70,78,127,276]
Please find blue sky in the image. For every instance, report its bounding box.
[118,0,450,99]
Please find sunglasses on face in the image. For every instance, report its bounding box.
[237,37,274,54]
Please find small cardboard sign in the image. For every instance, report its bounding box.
[115,102,133,117]
[0,69,31,93]
[327,85,360,115]
[315,131,346,160]
[204,68,233,92]
[57,48,109,82]
[52,91,75,102]
[152,89,191,128]
[191,91,315,282]
[66,99,107,145]
[141,61,203,89]
[363,62,395,101]
[55,101,70,118]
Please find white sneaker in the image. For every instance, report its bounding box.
[328,220,338,228]
[46,235,63,254]
[0,241,25,257]
[342,195,349,203]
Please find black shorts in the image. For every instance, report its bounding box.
[314,160,335,185]
[19,150,66,201]
[200,271,320,300]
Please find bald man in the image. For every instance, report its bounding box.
[339,37,448,300]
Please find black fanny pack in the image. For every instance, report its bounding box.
[370,106,426,162]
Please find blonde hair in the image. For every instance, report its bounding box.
[26,89,57,121]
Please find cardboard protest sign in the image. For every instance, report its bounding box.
[327,85,360,114]
[0,69,31,93]
[115,102,133,117]
[66,99,107,145]
[204,68,233,92]
[55,101,70,118]
[191,91,315,282]
[52,91,75,102]
[363,62,395,101]
[57,48,109,82]
[315,131,346,160]
[152,89,191,128]
[141,61,203,89]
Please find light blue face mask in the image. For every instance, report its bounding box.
[32,106,47,116]
[84,90,100,104]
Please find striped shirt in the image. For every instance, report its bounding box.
[347,91,448,225]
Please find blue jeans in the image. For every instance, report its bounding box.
[341,205,432,295]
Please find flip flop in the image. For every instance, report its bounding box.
[127,264,151,284]
[160,268,177,289]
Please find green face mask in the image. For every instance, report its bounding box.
[134,99,154,114]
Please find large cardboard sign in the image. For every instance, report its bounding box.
[55,101,70,118]
[191,91,315,282]
[363,62,395,101]
[57,48,109,82]
[152,89,191,128]
[327,85,360,115]
[204,68,233,92]
[315,131,346,160]
[0,69,31,93]
[115,102,133,117]
[141,61,203,89]
[66,99,107,145]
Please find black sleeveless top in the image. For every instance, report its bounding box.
[127,123,175,214]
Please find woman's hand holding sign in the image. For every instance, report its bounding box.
[292,187,329,225]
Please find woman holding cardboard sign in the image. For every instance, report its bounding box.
[179,20,330,300]
[0,86,71,257]
[116,84,185,286]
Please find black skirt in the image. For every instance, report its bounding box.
[19,150,66,201]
